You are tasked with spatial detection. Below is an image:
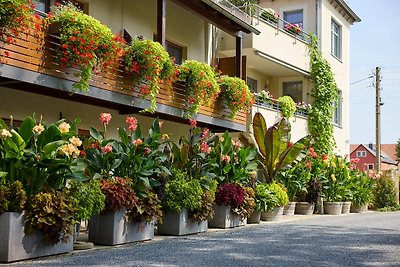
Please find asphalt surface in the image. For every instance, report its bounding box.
[5,211,400,267]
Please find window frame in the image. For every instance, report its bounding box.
[331,18,342,60]
[356,151,367,157]
[246,77,258,93]
[367,164,374,170]
[283,9,303,26]
[282,81,303,103]
[333,89,342,126]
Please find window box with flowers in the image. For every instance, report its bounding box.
[177,60,220,118]
[260,8,279,24]
[218,76,255,119]
[284,23,303,36]
[47,3,124,93]
[124,39,175,113]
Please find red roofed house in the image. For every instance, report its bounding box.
[350,143,398,171]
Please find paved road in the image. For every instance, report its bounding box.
[7,212,400,267]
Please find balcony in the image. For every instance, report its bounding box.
[0,28,247,132]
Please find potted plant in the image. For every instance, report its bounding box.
[277,95,297,119]
[284,23,302,36]
[208,182,255,228]
[349,170,375,213]
[177,60,220,118]
[218,75,254,118]
[260,8,279,24]
[158,170,216,235]
[124,39,175,113]
[47,3,124,92]
[259,182,288,221]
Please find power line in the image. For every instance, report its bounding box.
[350,76,373,85]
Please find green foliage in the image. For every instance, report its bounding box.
[226,0,258,15]
[307,35,338,154]
[251,112,311,182]
[67,179,105,222]
[219,76,254,118]
[189,177,218,221]
[277,162,311,202]
[100,177,138,212]
[48,2,124,92]
[164,169,203,213]
[349,170,375,205]
[0,180,26,215]
[124,39,175,113]
[255,182,288,212]
[128,191,163,223]
[24,189,76,244]
[177,60,220,118]
[374,176,397,209]
[277,96,296,119]
[232,186,256,218]
[396,139,400,161]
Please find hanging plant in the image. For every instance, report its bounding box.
[307,35,338,154]
[177,60,220,118]
[124,39,175,113]
[277,95,296,118]
[219,75,254,118]
[47,3,125,92]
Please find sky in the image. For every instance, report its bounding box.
[346,0,400,145]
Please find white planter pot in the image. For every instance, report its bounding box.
[88,209,154,245]
[324,202,343,215]
[0,212,73,263]
[294,202,315,215]
[341,201,352,214]
[261,206,284,221]
[283,202,297,215]
[157,208,207,236]
[208,204,247,229]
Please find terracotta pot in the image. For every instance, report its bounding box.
[324,202,342,215]
[283,202,297,215]
[294,202,314,215]
[341,201,352,214]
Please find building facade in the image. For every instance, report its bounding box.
[350,144,399,171]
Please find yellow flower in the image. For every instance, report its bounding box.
[59,122,71,133]
[330,174,336,182]
[33,124,44,134]
[0,129,12,140]
[69,136,82,147]
[59,143,77,156]
[162,133,169,140]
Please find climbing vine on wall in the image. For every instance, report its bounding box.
[307,35,338,154]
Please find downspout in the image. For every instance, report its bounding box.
[316,0,322,49]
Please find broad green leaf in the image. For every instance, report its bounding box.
[43,140,66,158]
[18,116,35,143]
[90,127,103,143]
[0,117,7,129]
[111,159,122,170]
[253,113,267,157]
[118,127,129,145]
[70,118,81,135]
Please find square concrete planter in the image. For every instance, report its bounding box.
[157,208,207,236]
[88,209,154,245]
[0,212,73,263]
[208,204,247,229]
[247,211,261,224]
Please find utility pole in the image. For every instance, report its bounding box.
[375,66,382,173]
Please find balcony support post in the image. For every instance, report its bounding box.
[157,0,166,48]
[235,31,243,78]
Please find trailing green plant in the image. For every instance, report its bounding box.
[277,96,296,118]
[48,3,124,92]
[100,177,138,212]
[128,191,163,223]
[189,176,218,221]
[374,176,397,209]
[177,60,220,118]
[124,39,175,113]
[67,179,105,222]
[254,182,276,212]
[0,180,26,215]
[24,189,77,244]
[163,169,203,213]
[219,75,254,118]
[249,112,311,182]
[307,35,338,154]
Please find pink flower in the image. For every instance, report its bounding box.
[322,154,328,161]
[188,118,197,127]
[132,139,143,146]
[125,116,138,131]
[233,141,241,149]
[306,161,311,170]
[200,142,211,154]
[221,154,231,164]
[144,147,151,155]
[101,144,113,154]
[201,129,209,139]
[99,113,112,125]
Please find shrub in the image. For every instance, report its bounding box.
[219,76,254,118]
[0,180,27,215]
[215,183,245,207]
[374,176,397,209]
[100,177,138,212]
[128,191,163,223]
[277,95,296,118]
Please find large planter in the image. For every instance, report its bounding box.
[324,202,342,215]
[283,202,297,215]
[247,211,261,224]
[88,209,154,245]
[341,201,352,214]
[350,203,368,213]
[261,206,284,221]
[0,212,73,263]
[295,202,315,215]
[157,208,207,236]
[208,204,247,229]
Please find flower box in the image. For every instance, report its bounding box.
[208,204,247,229]
[157,208,207,236]
[0,212,73,263]
[88,209,154,245]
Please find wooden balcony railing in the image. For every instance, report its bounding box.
[0,27,247,130]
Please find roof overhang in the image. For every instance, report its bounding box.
[330,0,361,24]
[170,0,260,37]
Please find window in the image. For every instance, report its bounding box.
[282,81,302,103]
[331,19,342,59]
[356,151,366,157]
[367,164,374,170]
[283,9,303,27]
[333,90,342,126]
[33,0,86,14]
[153,35,185,65]
[247,77,258,93]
